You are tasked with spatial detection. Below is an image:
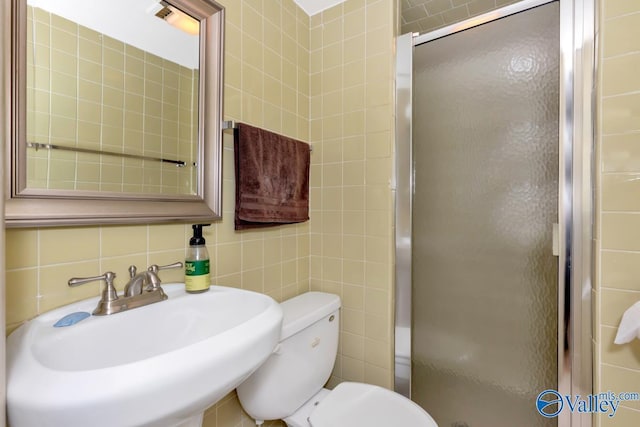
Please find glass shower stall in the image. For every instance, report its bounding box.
[394,0,594,426]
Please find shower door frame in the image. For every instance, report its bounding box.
[393,0,595,426]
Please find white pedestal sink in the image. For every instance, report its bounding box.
[7,284,283,427]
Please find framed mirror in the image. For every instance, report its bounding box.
[4,0,224,227]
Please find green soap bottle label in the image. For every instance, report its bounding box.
[186,259,209,276]
[185,259,210,292]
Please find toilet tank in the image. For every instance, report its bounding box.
[237,292,341,421]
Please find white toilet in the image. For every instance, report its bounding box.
[236,292,438,427]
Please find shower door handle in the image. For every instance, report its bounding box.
[552,223,559,256]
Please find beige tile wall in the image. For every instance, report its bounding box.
[308,0,396,390]
[26,7,197,195]
[596,0,640,425]
[7,1,311,426]
[400,0,520,34]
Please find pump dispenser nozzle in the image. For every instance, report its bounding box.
[190,224,210,246]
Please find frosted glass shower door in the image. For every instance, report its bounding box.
[411,3,559,426]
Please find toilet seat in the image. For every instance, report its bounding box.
[308,382,438,427]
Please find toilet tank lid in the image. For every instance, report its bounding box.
[281,292,341,340]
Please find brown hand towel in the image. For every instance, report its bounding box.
[234,123,310,230]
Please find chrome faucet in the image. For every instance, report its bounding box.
[124,262,182,297]
[68,262,183,316]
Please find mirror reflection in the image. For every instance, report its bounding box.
[25,0,200,196]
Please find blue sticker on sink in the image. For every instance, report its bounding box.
[53,312,91,327]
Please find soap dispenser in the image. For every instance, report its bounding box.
[185,224,211,293]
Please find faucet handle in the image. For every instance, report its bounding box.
[68,272,118,303]
[148,261,184,273]
[144,262,183,291]
[68,271,116,288]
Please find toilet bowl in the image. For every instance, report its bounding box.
[236,292,437,427]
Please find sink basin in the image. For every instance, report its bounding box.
[7,284,283,427]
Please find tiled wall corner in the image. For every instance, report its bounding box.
[309,0,396,390]
[596,0,640,424]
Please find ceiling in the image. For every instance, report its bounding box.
[294,0,347,15]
